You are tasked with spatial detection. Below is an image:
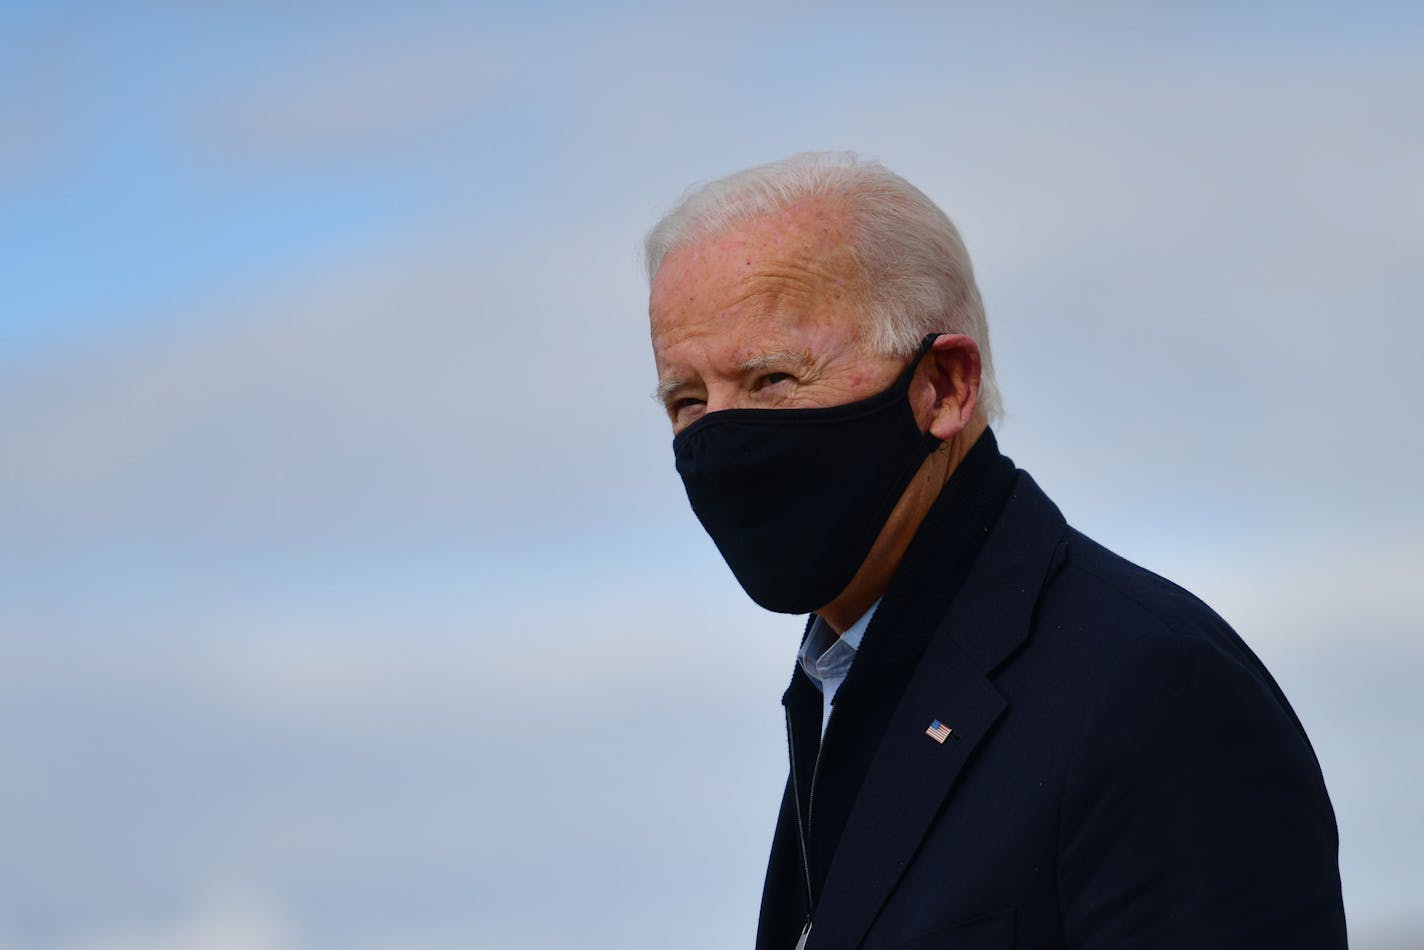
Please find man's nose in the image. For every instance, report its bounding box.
[702,384,749,415]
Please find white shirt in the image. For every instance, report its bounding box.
[796,600,881,737]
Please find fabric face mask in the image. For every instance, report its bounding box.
[672,334,944,614]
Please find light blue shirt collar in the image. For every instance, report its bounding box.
[797,600,880,737]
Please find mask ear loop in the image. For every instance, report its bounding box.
[899,333,945,385]
[905,333,948,452]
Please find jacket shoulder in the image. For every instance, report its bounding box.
[1044,527,1260,669]
[1017,531,1347,946]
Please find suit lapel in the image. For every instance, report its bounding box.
[808,635,1006,950]
[808,473,1068,950]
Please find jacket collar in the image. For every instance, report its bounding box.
[806,469,1069,949]
[782,428,1018,711]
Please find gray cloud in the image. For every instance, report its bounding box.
[0,216,672,563]
[0,10,90,200]
[190,21,505,166]
[1,538,1419,947]
[4,35,1420,564]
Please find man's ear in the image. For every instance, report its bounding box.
[922,333,982,441]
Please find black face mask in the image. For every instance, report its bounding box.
[673,334,944,614]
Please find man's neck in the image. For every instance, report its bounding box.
[817,419,988,634]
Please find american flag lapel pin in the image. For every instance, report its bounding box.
[925,719,952,744]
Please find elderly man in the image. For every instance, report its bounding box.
[646,153,1346,950]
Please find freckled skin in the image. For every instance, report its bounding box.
[650,199,886,421]
[650,197,987,633]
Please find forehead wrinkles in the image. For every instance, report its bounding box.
[649,199,870,350]
[731,245,857,309]
[713,223,869,341]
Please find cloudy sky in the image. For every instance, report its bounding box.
[1,2,1421,948]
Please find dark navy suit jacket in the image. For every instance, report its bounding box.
[756,442,1347,949]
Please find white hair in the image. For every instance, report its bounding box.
[644,151,1002,422]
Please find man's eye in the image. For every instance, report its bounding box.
[756,372,794,390]
[670,396,705,418]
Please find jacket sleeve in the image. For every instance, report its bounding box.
[1057,632,1347,949]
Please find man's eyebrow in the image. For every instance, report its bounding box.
[738,349,815,374]
[651,350,817,404]
[652,378,686,404]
